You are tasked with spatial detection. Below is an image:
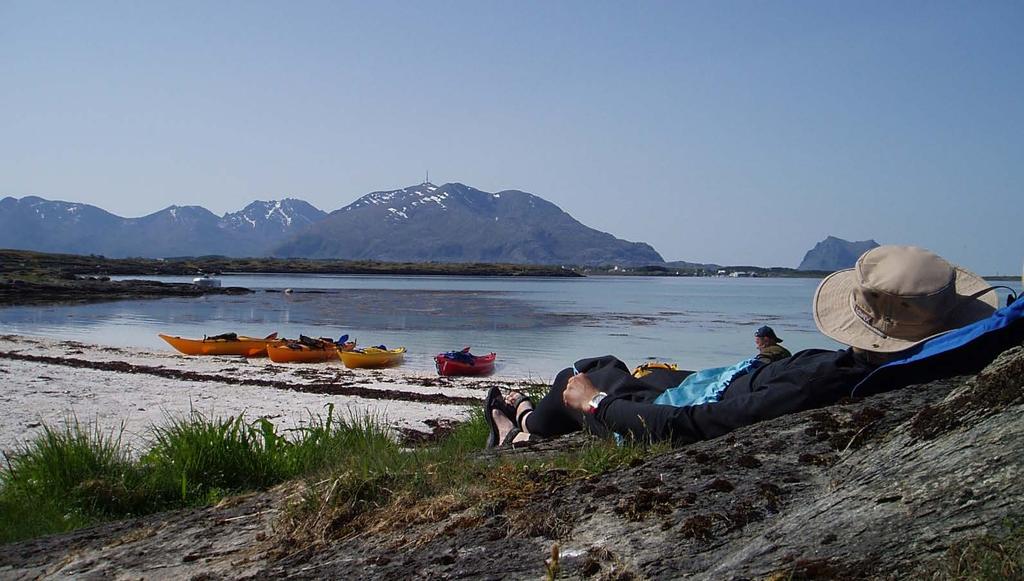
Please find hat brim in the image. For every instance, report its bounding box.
[813,266,998,353]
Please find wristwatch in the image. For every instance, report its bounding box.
[586,392,608,414]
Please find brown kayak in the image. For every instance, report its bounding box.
[267,337,356,363]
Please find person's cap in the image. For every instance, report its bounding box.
[813,245,998,353]
[754,326,782,342]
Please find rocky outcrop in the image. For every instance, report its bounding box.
[0,278,251,305]
[2,344,1022,579]
[798,236,880,271]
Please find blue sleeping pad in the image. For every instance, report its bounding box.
[852,297,1024,396]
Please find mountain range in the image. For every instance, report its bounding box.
[0,183,662,265]
[0,196,326,258]
[0,185,880,270]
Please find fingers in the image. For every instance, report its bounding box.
[561,375,578,407]
[563,373,597,412]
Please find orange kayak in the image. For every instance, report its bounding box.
[267,338,356,363]
[159,332,278,357]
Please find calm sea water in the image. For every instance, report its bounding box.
[2,274,1019,378]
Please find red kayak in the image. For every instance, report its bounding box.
[434,348,496,376]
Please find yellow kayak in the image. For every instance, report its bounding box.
[159,332,278,357]
[339,346,406,369]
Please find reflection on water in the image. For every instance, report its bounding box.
[4,275,1020,378]
[267,288,585,330]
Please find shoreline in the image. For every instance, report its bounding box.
[0,248,580,281]
[0,334,543,456]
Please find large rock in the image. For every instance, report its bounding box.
[798,236,880,271]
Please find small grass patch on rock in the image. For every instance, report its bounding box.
[928,516,1024,580]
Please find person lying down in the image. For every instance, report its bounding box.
[484,245,1012,448]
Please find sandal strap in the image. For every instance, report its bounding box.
[494,390,532,422]
[492,390,514,419]
[483,386,502,449]
[500,427,521,447]
[516,407,532,430]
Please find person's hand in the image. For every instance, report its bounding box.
[563,373,600,413]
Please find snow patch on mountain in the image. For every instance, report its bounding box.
[219,199,325,234]
[262,201,293,227]
[347,183,449,216]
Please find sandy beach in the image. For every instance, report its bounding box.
[0,334,543,456]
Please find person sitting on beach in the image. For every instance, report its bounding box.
[753,325,791,365]
[485,246,999,448]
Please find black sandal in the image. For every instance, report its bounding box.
[494,390,533,429]
[499,427,540,448]
[483,386,503,449]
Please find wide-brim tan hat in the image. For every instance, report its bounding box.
[813,245,998,353]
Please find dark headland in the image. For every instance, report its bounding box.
[0,249,580,305]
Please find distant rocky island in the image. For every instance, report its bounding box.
[798,236,880,271]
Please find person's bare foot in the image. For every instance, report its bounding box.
[486,387,537,447]
[492,409,536,445]
[492,407,515,445]
[491,403,512,444]
[503,390,533,429]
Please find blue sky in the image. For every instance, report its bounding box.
[1,1,1021,273]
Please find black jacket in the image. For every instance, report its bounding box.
[576,349,876,444]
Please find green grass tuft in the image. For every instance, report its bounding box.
[0,417,141,542]
[0,405,411,543]
[435,405,491,456]
[1,417,150,513]
[144,411,288,503]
